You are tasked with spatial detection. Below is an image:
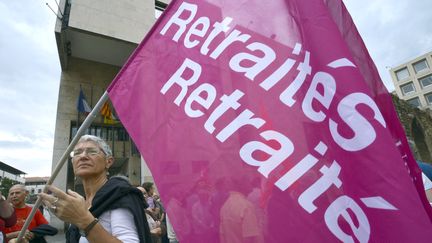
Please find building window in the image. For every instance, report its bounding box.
[400,82,415,95]
[395,67,410,81]
[71,124,129,142]
[419,74,432,88]
[425,93,432,104]
[413,59,429,74]
[407,97,421,108]
[155,0,167,18]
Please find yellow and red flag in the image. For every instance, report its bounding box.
[100,102,118,124]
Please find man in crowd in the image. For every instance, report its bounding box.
[4,184,48,242]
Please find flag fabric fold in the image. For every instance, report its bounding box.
[107,0,432,242]
[76,88,92,114]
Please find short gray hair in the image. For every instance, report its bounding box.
[10,184,28,192]
[78,135,112,157]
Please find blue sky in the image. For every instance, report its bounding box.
[0,0,431,177]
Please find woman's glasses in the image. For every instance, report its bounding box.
[70,147,104,158]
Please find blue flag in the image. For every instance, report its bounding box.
[77,88,92,113]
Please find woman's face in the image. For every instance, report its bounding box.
[71,141,113,178]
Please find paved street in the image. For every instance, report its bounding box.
[45,232,65,243]
[43,208,65,242]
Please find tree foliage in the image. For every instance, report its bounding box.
[0,177,18,197]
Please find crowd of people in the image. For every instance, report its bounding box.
[2,134,432,243]
[0,135,175,243]
[14,134,260,243]
[0,134,151,243]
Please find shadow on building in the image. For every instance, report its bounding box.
[393,94,432,163]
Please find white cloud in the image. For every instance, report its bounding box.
[0,0,60,177]
[344,0,432,91]
[0,129,54,176]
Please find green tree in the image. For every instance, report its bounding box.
[0,177,18,197]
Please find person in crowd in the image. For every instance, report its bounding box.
[145,208,163,243]
[136,186,149,209]
[39,135,151,243]
[0,191,16,243]
[165,214,178,243]
[152,194,169,243]
[152,194,165,223]
[219,178,262,243]
[142,182,158,219]
[165,187,190,243]
[4,184,48,243]
[190,180,217,241]
[137,186,163,243]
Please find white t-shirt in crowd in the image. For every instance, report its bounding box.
[79,208,139,243]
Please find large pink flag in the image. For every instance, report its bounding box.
[108,0,432,242]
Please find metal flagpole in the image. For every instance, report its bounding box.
[77,85,82,129]
[16,91,110,243]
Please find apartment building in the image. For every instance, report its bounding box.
[390,51,432,109]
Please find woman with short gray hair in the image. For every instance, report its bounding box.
[39,135,151,243]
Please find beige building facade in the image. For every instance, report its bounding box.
[25,177,50,195]
[390,51,432,110]
[50,1,172,231]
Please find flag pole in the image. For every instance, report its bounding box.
[77,85,82,129]
[16,91,110,243]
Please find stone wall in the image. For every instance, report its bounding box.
[392,94,432,162]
